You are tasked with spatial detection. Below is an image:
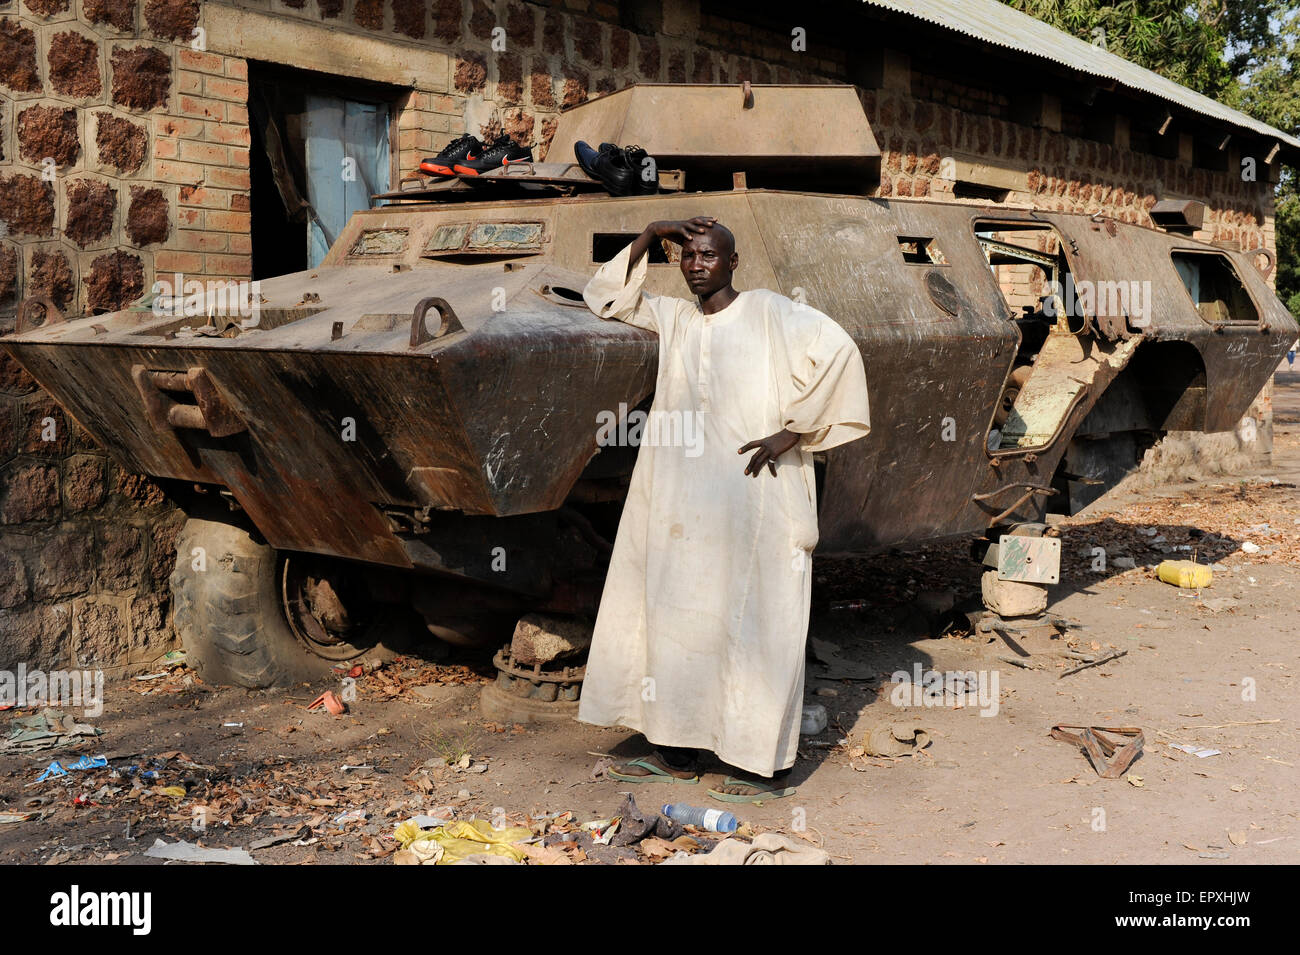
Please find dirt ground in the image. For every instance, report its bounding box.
[3,373,1299,866]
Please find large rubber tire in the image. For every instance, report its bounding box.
[169,517,343,688]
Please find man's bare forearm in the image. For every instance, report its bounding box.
[625,224,661,281]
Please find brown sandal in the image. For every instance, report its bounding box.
[607,752,700,784]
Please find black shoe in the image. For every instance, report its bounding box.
[623,145,659,195]
[453,135,532,176]
[575,140,658,196]
[419,133,483,179]
[575,139,636,196]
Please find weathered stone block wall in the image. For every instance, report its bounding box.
[0,348,184,672]
[1,0,253,313]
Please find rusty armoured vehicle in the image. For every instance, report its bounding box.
[2,84,1293,688]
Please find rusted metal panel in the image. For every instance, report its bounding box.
[3,188,1291,568]
[547,84,880,171]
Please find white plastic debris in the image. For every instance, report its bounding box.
[1167,743,1221,759]
[1241,541,1261,554]
[800,704,828,736]
[144,838,256,865]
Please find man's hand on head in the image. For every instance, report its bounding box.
[739,429,801,478]
[625,218,717,279]
[652,217,718,244]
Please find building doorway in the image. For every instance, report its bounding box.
[248,63,401,279]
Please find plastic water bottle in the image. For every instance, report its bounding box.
[661,803,739,833]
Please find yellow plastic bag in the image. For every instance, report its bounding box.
[1157,560,1212,589]
[394,818,531,864]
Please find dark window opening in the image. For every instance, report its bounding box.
[1084,113,1116,146]
[897,235,948,265]
[593,233,670,264]
[1130,124,1179,160]
[954,182,1010,202]
[618,0,663,35]
[1193,137,1229,172]
[1172,251,1258,325]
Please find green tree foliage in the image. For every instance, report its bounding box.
[1004,0,1232,95]
[1003,0,1300,314]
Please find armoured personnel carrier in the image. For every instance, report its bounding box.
[3,85,1291,687]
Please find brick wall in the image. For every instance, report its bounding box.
[0,0,1286,670]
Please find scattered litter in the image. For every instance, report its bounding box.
[408,814,454,829]
[1157,560,1212,589]
[809,637,877,681]
[1241,541,1261,554]
[662,803,739,833]
[1050,725,1144,778]
[583,818,620,845]
[159,650,187,667]
[609,793,688,849]
[660,833,830,865]
[144,838,257,865]
[1198,852,1230,860]
[1168,743,1221,758]
[222,722,244,728]
[2,709,101,754]
[829,599,869,611]
[800,704,827,735]
[249,825,311,850]
[35,761,69,782]
[0,811,35,824]
[66,754,108,771]
[1126,774,1144,787]
[394,839,445,865]
[862,723,931,758]
[1227,830,1247,846]
[1059,649,1127,678]
[339,764,372,773]
[333,809,368,826]
[307,691,346,715]
[391,818,531,865]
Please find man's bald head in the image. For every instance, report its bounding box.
[683,222,736,258]
[680,221,738,300]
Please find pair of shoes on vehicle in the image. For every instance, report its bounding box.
[574,140,659,196]
[419,133,533,179]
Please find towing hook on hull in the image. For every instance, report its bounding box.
[409,296,465,348]
[15,295,64,334]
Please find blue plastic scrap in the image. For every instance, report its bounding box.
[34,755,110,782]
[66,755,108,771]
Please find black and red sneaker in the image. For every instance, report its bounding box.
[419,134,483,179]
[453,135,533,176]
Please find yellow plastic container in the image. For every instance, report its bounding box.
[1157,560,1212,589]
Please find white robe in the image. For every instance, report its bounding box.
[577,243,871,776]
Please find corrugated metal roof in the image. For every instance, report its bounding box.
[863,0,1300,153]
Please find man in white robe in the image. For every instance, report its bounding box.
[578,217,870,791]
